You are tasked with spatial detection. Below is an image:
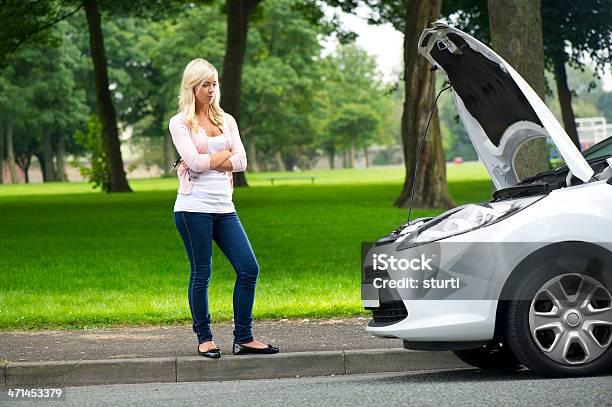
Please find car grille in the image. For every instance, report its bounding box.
[366,301,408,326]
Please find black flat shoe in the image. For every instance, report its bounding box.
[197,346,221,359]
[233,342,280,355]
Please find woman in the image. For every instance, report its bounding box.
[169,58,279,358]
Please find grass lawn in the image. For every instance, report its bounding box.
[0,162,491,329]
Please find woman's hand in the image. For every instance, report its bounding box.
[214,159,234,172]
[209,150,233,170]
[211,150,233,171]
[218,149,233,161]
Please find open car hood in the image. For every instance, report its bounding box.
[418,23,594,189]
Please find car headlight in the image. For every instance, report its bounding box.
[397,195,544,250]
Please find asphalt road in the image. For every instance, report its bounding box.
[4,368,612,406]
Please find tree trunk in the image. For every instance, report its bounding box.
[42,128,55,182]
[38,153,47,181]
[163,133,176,176]
[363,146,370,168]
[16,155,31,183]
[394,0,453,209]
[84,0,131,192]
[488,0,549,181]
[349,140,356,168]
[221,0,262,187]
[0,122,4,184]
[55,132,67,181]
[6,124,18,184]
[554,60,580,150]
[282,154,296,171]
[328,148,335,169]
[246,138,259,172]
[274,151,284,171]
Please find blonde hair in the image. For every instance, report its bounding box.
[177,58,224,133]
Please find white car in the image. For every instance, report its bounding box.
[361,23,612,377]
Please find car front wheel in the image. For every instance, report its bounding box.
[505,268,612,377]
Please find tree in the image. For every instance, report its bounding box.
[314,42,391,169]
[542,0,612,150]
[238,0,364,171]
[488,0,550,181]
[6,125,18,183]
[0,122,4,183]
[438,86,478,162]
[327,0,453,209]
[221,0,348,178]
[220,0,263,187]
[0,75,20,184]
[396,0,453,208]
[0,18,90,184]
[546,65,609,123]
[597,92,612,123]
[31,22,88,182]
[241,0,324,171]
[328,103,381,167]
[13,125,39,183]
[444,0,612,151]
[82,0,132,191]
[0,0,195,191]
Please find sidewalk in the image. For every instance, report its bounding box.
[0,318,468,388]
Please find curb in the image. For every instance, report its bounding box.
[2,349,467,389]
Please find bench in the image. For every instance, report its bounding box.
[268,176,317,186]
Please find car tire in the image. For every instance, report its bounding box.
[504,264,612,377]
[453,341,522,370]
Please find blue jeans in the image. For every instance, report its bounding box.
[174,211,260,344]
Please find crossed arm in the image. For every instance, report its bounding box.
[169,115,246,173]
[214,154,234,171]
[181,150,233,172]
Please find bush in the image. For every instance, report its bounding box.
[70,115,109,191]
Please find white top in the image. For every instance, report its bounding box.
[173,134,235,213]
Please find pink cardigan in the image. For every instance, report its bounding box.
[168,112,247,194]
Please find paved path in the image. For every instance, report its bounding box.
[0,318,469,389]
[0,318,402,362]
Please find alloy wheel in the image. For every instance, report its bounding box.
[529,273,612,365]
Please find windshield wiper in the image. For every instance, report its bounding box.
[492,182,551,201]
[520,155,609,186]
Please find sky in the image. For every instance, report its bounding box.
[323,6,612,91]
[321,6,403,84]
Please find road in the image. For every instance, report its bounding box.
[3,368,612,406]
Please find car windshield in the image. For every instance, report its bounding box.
[582,136,612,161]
[543,135,612,173]
[517,135,612,186]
